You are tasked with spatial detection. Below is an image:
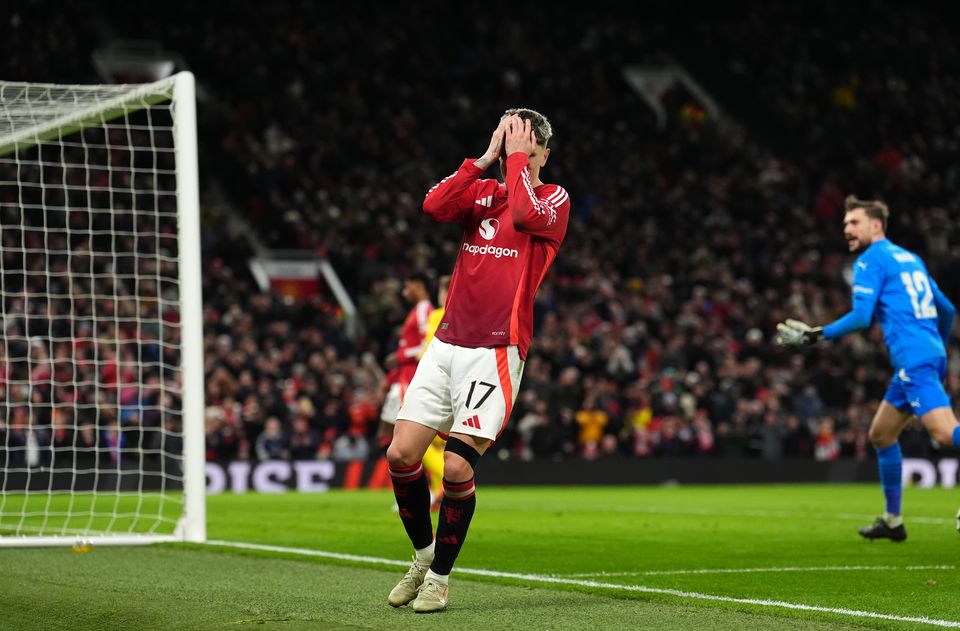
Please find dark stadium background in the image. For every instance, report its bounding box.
[3,0,960,486]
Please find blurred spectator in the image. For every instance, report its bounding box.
[289,416,321,460]
[814,418,840,462]
[783,416,814,458]
[757,412,786,460]
[575,395,608,459]
[255,417,289,461]
[332,430,370,462]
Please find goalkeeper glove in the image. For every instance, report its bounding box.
[775,319,824,347]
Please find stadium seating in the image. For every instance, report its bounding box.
[2,1,957,462]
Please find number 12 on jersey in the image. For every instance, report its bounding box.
[900,271,938,319]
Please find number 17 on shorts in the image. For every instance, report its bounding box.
[398,339,524,442]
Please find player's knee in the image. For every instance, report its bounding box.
[443,436,482,480]
[868,425,895,447]
[442,449,475,481]
[386,442,419,468]
[928,424,955,447]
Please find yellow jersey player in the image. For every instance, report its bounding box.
[420,275,451,511]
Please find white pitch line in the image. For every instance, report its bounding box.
[565,564,956,578]
[484,502,954,525]
[205,539,960,628]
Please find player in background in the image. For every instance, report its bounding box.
[776,196,957,541]
[377,273,433,448]
[420,274,452,512]
[386,109,569,612]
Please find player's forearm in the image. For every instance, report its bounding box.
[823,290,878,340]
[823,308,872,340]
[473,155,495,170]
[937,302,956,346]
[422,159,482,220]
[505,153,543,229]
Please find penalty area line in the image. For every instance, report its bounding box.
[206,539,960,628]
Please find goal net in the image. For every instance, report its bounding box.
[0,72,205,546]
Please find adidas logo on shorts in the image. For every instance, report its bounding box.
[461,414,481,429]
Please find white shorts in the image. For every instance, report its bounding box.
[380,383,402,425]
[397,338,524,442]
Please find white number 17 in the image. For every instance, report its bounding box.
[900,271,938,319]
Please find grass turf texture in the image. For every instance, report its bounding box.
[2,484,958,630]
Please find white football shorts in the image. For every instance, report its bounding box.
[379,382,403,425]
[397,338,524,442]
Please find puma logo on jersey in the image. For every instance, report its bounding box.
[478,218,500,240]
[475,195,494,208]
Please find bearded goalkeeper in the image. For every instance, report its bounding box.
[777,196,957,542]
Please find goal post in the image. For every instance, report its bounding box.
[173,72,206,545]
[0,71,205,546]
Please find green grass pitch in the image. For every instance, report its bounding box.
[2,484,959,630]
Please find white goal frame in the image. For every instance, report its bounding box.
[0,72,205,547]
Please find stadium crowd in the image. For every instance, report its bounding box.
[2,1,959,466]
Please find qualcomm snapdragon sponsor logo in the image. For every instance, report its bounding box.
[479,218,499,240]
[462,242,519,258]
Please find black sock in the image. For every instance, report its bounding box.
[389,461,433,550]
[431,477,476,575]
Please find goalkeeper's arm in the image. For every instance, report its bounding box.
[776,290,877,348]
[932,283,956,349]
[823,287,877,340]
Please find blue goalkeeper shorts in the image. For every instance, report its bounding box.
[884,358,951,417]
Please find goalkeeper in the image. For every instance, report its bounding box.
[776,196,957,542]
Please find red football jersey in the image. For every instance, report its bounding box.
[423,152,569,359]
[397,298,432,386]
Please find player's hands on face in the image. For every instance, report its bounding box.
[775,319,824,347]
[504,115,538,157]
[475,118,508,169]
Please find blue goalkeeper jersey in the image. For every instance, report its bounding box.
[823,239,955,370]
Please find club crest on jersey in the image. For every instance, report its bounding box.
[478,218,499,240]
